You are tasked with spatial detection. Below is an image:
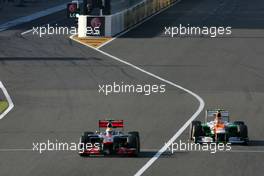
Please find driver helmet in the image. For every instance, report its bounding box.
[106,122,113,135]
[106,127,113,135]
[215,111,222,123]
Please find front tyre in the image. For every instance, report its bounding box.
[190,121,203,143]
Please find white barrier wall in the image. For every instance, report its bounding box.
[78,15,87,37]
[78,0,177,37]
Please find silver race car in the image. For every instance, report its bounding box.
[79,120,140,156]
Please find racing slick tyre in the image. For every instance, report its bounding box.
[79,131,94,156]
[79,135,88,156]
[128,131,139,140]
[234,121,245,125]
[128,132,140,156]
[189,121,202,141]
[237,124,248,145]
[192,125,204,143]
[128,132,140,149]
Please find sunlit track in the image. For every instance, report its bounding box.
[71,35,205,175]
[0,0,264,175]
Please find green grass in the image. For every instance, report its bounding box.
[0,101,8,113]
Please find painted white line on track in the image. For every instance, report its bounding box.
[21,29,33,36]
[0,149,32,152]
[71,35,205,175]
[97,0,182,49]
[0,3,67,32]
[0,81,14,119]
[70,1,204,175]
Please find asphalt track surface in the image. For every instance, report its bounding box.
[0,0,264,175]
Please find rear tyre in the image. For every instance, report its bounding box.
[237,124,248,145]
[79,136,88,156]
[238,125,248,138]
[128,132,140,156]
[79,131,94,156]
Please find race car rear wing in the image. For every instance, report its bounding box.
[205,109,229,122]
[99,120,124,129]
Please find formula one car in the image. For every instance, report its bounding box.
[79,120,140,156]
[190,109,249,144]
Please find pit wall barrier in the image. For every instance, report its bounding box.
[78,0,177,37]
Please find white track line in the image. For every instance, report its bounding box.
[71,35,205,175]
[97,0,182,49]
[0,81,14,119]
[21,29,33,36]
[0,3,67,32]
[70,1,204,175]
[0,149,32,152]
